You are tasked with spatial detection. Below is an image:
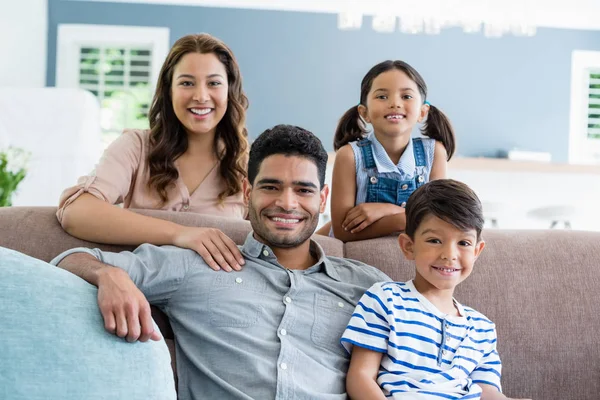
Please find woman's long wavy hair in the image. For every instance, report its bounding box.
[147,33,249,204]
[333,60,455,160]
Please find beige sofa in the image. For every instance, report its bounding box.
[1,206,599,400]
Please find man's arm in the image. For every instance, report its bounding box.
[56,251,161,343]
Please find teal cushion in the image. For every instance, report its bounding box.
[0,247,176,400]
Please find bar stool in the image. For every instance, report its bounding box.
[526,205,577,229]
[481,201,512,228]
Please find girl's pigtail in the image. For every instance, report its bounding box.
[421,104,455,160]
[333,106,368,151]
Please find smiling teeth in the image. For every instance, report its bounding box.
[437,267,457,272]
[272,217,300,223]
[386,115,405,119]
[190,108,211,115]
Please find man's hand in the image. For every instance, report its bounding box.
[173,226,244,272]
[342,203,404,233]
[97,267,161,342]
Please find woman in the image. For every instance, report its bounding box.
[58,33,248,272]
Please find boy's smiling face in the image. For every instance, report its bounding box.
[399,214,485,296]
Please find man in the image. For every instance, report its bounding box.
[52,125,390,399]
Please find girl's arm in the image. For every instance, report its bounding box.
[61,194,244,271]
[429,140,449,180]
[331,145,406,242]
[346,346,387,400]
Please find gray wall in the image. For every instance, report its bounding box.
[48,0,600,161]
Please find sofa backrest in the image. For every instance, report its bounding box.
[2,207,600,400]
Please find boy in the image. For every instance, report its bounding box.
[341,179,531,400]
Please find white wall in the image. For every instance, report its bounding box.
[0,1,48,88]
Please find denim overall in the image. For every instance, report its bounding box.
[357,137,427,208]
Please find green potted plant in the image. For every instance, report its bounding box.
[0,147,29,207]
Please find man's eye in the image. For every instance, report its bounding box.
[298,189,314,194]
[262,186,277,191]
[376,95,387,100]
[459,241,472,247]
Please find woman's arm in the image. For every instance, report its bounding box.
[346,346,387,400]
[330,145,406,242]
[61,194,244,271]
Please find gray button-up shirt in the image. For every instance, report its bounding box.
[52,233,390,399]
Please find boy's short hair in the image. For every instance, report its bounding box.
[247,124,328,188]
[405,179,484,241]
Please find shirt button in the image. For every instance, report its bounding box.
[401,184,408,190]
[418,175,425,183]
[337,302,345,308]
[280,363,288,370]
[400,202,407,208]
[262,250,269,257]
[280,329,287,336]
[235,277,243,284]
[182,204,189,210]
[445,337,451,342]
[370,176,378,184]
[285,296,292,304]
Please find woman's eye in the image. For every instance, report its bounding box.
[376,95,387,100]
[403,95,413,100]
[179,81,193,87]
[208,81,222,87]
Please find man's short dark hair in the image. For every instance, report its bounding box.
[405,179,484,241]
[248,124,328,188]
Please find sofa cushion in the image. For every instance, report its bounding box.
[0,246,176,400]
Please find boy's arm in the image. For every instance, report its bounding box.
[480,384,531,400]
[346,346,387,400]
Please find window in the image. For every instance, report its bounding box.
[569,50,600,164]
[56,24,170,146]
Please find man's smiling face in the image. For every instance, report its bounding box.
[245,154,328,249]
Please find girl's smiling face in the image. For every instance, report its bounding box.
[359,69,429,139]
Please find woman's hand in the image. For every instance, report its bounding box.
[342,203,404,234]
[173,226,245,271]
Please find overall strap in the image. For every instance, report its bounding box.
[357,139,376,170]
[412,138,427,167]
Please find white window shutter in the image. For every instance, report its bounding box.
[588,70,600,139]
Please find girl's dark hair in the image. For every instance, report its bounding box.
[147,33,249,204]
[333,60,455,160]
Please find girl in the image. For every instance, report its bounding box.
[328,60,455,242]
[57,33,248,272]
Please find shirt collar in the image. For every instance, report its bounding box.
[241,232,341,281]
[369,132,416,175]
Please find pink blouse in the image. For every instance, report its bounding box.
[57,129,246,223]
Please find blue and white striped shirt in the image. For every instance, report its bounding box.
[341,281,502,399]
